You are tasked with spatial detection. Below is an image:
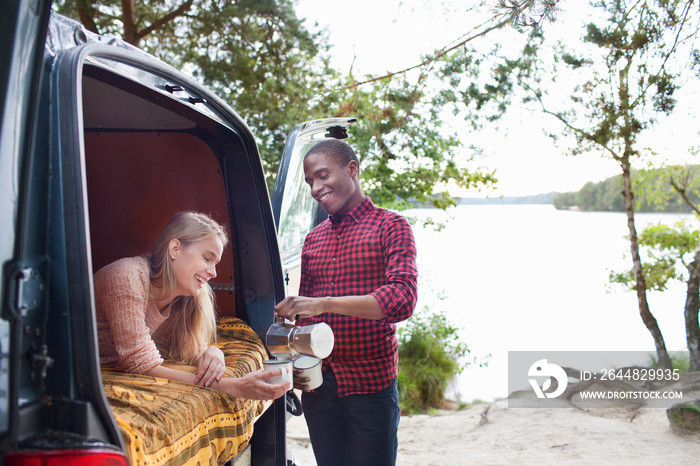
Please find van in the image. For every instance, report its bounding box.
[1,3,352,465]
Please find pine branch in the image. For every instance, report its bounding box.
[343,2,542,90]
[137,0,195,43]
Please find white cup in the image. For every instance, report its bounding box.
[263,359,293,386]
[293,356,323,390]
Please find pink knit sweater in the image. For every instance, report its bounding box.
[94,256,170,374]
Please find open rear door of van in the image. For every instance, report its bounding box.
[271,118,356,295]
[1,5,129,463]
[0,0,53,453]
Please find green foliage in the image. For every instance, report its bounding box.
[648,352,690,373]
[552,166,700,212]
[561,52,590,69]
[552,178,625,212]
[439,0,699,371]
[337,74,497,211]
[609,220,700,292]
[640,222,700,260]
[444,0,699,162]
[54,0,333,176]
[397,307,484,414]
[53,0,497,209]
[636,161,700,214]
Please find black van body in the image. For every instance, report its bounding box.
[1,2,353,464]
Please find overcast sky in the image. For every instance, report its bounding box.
[296,0,699,197]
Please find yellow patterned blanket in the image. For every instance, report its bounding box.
[101,318,271,466]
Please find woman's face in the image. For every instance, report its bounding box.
[169,235,224,298]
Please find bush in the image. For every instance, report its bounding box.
[397,307,479,413]
[649,351,690,373]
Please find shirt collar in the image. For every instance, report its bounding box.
[329,196,373,228]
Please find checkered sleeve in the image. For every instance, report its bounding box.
[370,213,418,323]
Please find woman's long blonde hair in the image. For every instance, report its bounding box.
[149,212,229,364]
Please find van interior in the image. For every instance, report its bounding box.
[79,58,283,464]
[82,61,268,323]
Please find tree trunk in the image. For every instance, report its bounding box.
[617,54,672,370]
[685,248,700,371]
[76,0,99,34]
[620,159,672,369]
[121,0,138,45]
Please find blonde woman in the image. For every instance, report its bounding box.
[94,211,288,400]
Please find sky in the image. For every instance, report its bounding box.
[295,0,700,197]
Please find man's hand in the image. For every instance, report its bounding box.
[195,345,226,387]
[274,296,327,321]
[275,294,385,321]
[293,367,313,391]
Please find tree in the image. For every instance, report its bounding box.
[665,160,700,217]
[628,162,700,370]
[54,0,502,208]
[55,0,336,176]
[684,247,700,371]
[552,166,700,212]
[610,221,699,292]
[610,220,700,369]
[636,162,700,370]
[323,1,564,209]
[437,1,700,368]
[334,73,498,210]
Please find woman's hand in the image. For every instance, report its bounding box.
[195,345,226,387]
[220,369,291,400]
[147,364,289,400]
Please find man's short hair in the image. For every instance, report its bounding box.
[305,138,359,167]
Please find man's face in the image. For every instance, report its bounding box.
[303,151,362,217]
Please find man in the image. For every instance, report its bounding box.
[275,138,418,466]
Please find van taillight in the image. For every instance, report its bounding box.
[4,449,129,465]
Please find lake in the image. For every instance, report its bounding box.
[406,204,694,402]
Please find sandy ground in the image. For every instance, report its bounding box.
[286,399,700,465]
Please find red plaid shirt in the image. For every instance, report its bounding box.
[298,197,418,396]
